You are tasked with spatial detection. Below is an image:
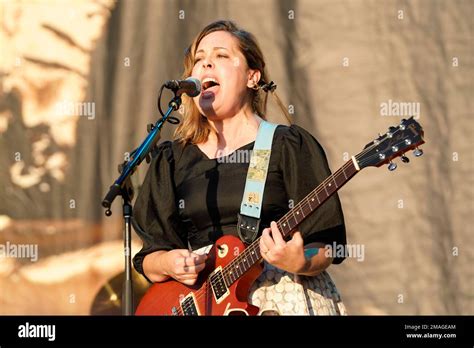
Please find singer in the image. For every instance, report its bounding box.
[133,20,347,315]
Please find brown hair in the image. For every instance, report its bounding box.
[174,20,291,144]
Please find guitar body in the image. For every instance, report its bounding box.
[136,235,262,316]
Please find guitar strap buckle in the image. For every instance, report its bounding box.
[237,213,261,244]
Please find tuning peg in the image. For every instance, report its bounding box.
[413,148,423,157]
[388,161,397,171]
[401,155,410,163]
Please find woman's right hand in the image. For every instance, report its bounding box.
[162,249,208,286]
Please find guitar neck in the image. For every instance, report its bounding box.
[221,158,360,286]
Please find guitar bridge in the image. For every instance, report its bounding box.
[180,292,200,316]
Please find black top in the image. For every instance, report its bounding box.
[132,124,347,277]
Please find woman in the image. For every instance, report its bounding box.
[133,20,347,315]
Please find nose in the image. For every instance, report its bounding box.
[202,57,213,69]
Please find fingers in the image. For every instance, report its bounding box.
[288,230,304,247]
[176,255,206,286]
[176,273,200,280]
[181,278,199,286]
[181,262,206,275]
[176,250,208,264]
[261,221,286,260]
[261,227,275,252]
[269,221,285,246]
[177,273,200,286]
[259,236,269,256]
[169,250,208,281]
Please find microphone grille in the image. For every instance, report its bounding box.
[185,77,201,96]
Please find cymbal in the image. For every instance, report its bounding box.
[90,268,150,315]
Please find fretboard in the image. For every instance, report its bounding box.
[220,159,359,287]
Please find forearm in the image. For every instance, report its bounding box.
[298,246,333,276]
[142,250,170,283]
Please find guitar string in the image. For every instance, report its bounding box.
[173,131,414,314]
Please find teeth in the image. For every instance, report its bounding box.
[202,77,219,84]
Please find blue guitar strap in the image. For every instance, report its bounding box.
[237,120,279,244]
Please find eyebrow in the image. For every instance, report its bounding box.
[195,47,229,54]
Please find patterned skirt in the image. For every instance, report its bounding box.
[248,262,347,315]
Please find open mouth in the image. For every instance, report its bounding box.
[202,77,220,91]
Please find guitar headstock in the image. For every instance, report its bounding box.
[356,117,425,170]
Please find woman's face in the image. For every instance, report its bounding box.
[191,31,259,119]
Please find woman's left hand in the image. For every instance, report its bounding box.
[260,221,308,274]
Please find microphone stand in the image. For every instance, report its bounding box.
[101,92,182,316]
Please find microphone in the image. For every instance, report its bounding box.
[164,77,201,97]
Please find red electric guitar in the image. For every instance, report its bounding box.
[136,117,425,315]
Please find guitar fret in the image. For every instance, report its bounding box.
[277,222,287,236]
[279,219,290,234]
[288,213,297,229]
[249,248,257,263]
[302,201,311,216]
[223,273,230,288]
[228,270,235,283]
[317,191,326,204]
[323,183,329,196]
[335,173,344,187]
[332,175,338,188]
[294,207,304,221]
[240,260,246,274]
[242,256,250,271]
[327,182,336,195]
[234,263,241,277]
[253,244,261,259]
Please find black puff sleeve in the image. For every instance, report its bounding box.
[278,125,347,264]
[132,141,187,277]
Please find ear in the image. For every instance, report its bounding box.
[246,69,262,89]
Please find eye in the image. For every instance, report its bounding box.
[217,54,228,58]
[193,57,202,65]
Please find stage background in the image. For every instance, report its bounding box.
[0,0,472,315]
